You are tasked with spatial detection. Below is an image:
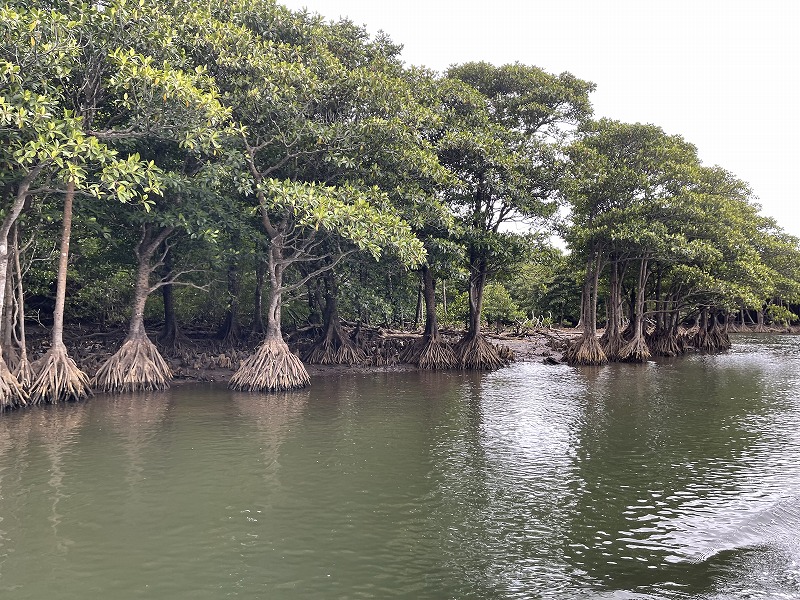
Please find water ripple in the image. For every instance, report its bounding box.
[1,336,800,598]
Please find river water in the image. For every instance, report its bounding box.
[1,334,800,599]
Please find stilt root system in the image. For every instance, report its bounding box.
[28,344,91,404]
[230,337,310,392]
[93,335,172,393]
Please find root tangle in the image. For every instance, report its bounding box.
[230,337,310,392]
[93,334,172,393]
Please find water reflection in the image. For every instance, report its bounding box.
[0,414,24,569]
[35,405,87,546]
[104,392,170,488]
[0,336,799,599]
[233,389,309,478]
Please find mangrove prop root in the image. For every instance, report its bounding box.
[564,335,608,366]
[216,323,243,352]
[619,335,651,363]
[0,357,27,409]
[648,332,682,357]
[2,345,19,372]
[455,334,508,371]
[402,336,457,370]
[497,344,515,363]
[93,335,172,393]
[229,337,310,392]
[398,337,422,363]
[158,329,192,357]
[676,327,692,353]
[709,322,731,351]
[28,344,92,404]
[694,327,720,354]
[601,332,625,362]
[366,339,400,366]
[13,356,35,390]
[303,333,366,366]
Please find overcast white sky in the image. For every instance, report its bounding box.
[280,0,800,238]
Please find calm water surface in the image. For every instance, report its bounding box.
[1,334,800,599]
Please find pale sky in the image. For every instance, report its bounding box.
[280,0,800,238]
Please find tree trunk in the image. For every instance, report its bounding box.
[29,179,91,404]
[51,181,73,349]
[601,257,624,360]
[413,277,423,330]
[575,289,585,329]
[708,309,731,351]
[467,268,486,339]
[422,265,439,339]
[12,225,34,388]
[649,290,682,357]
[304,271,365,365]
[157,243,188,354]
[401,264,456,369]
[454,261,505,370]
[252,258,266,334]
[160,273,178,341]
[230,236,310,392]
[619,257,650,362]
[217,260,242,347]
[694,306,713,352]
[94,225,173,392]
[0,174,35,408]
[160,253,177,337]
[0,173,33,323]
[0,243,9,345]
[755,307,766,332]
[2,251,18,368]
[565,251,607,365]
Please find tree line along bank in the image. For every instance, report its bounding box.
[1,0,798,408]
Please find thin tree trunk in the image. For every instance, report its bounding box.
[252,257,266,334]
[601,257,624,360]
[2,251,17,367]
[422,265,439,339]
[159,245,178,340]
[454,262,505,370]
[12,224,34,387]
[218,260,242,346]
[619,257,650,362]
[413,276,423,330]
[0,173,34,322]
[755,307,766,332]
[401,263,455,369]
[632,258,648,340]
[0,173,36,405]
[304,271,365,365]
[0,177,33,407]
[51,180,74,349]
[29,179,91,404]
[566,251,607,365]
[466,267,487,340]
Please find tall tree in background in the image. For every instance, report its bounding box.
[562,120,702,364]
[442,62,594,369]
